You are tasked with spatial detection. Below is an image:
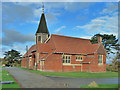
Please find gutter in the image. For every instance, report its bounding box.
[53,52,94,55]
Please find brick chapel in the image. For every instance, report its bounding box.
[21,5,107,72]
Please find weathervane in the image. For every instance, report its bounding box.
[42,2,44,13]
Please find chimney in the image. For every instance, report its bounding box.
[98,37,102,43]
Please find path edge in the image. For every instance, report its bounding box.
[8,71,23,88]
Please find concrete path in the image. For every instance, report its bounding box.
[47,76,119,88]
[3,67,119,88]
[4,67,65,88]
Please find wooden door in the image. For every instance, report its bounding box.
[40,61,44,71]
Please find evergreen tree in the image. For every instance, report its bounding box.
[90,34,118,54]
[4,49,22,66]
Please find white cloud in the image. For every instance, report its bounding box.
[75,12,118,37]
[2,2,95,25]
[55,26,66,34]
[80,36,91,39]
[34,8,42,18]
[64,2,92,12]
[72,35,92,39]
[100,3,118,15]
[12,45,26,55]
[31,20,39,24]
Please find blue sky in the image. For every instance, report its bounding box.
[1,2,119,63]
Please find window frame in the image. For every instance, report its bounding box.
[38,36,41,41]
[98,55,103,65]
[76,55,83,61]
[62,55,71,64]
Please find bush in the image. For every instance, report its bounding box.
[106,64,118,72]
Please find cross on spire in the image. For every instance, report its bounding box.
[42,2,44,13]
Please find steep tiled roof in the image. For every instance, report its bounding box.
[23,34,106,57]
[37,42,51,53]
[97,43,107,55]
[89,44,100,54]
[50,34,99,54]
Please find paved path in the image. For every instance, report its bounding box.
[4,67,65,88]
[47,76,119,88]
[3,67,119,88]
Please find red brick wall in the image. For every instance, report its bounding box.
[41,54,106,72]
[63,65,82,72]
[43,54,63,72]
[75,66,81,71]
[21,53,106,72]
[83,64,91,72]
[89,54,106,72]
[62,66,73,72]
[29,56,35,70]
[21,58,27,68]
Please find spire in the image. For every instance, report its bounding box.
[35,2,49,44]
[36,3,49,35]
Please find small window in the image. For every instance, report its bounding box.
[76,56,83,61]
[76,57,77,60]
[80,57,83,60]
[38,36,41,41]
[98,55,103,64]
[68,56,71,63]
[62,55,71,64]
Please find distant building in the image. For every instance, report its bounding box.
[21,8,107,72]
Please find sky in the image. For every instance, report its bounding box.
[0,1,119,63]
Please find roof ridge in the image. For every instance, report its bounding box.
[51,34,90,40]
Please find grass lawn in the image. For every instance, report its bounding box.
[1,70,20,88]
[18,67,118,78]
[80,84,119,88]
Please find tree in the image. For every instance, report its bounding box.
[112,44,120,72]
[90,34,118,54]
[4,49,22,67]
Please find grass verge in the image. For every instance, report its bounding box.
[18,67,118,78]
[1,70,20,88]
